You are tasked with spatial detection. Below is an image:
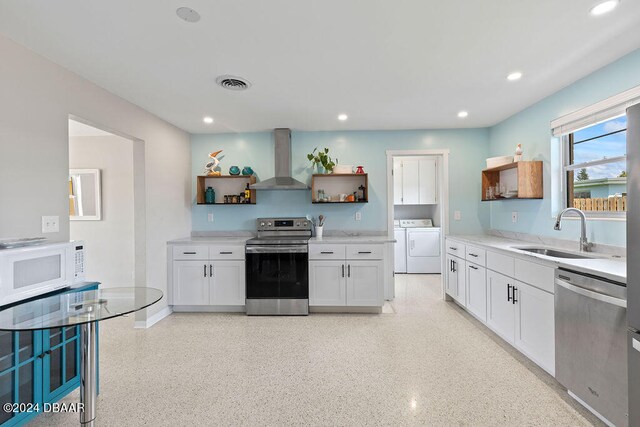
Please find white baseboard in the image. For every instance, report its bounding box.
[134,306,172,329]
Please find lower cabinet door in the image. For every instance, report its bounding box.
[210,261,245,305]
[453,257,466,307]
[486,270,515,343]
[514,281,555,375]
[466,263,487,322]
[445,254,457,298]
[309,261,346,306]
[346,260,382,306]
[43,326,80,402]
[173,261,210,305]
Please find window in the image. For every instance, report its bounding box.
[563,115,627,214]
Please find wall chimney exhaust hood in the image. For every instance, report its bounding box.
[250,128,309,190]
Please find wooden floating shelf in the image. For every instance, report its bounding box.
[311,173,369,204]
[481,161,543,201]
[196,175,257,205]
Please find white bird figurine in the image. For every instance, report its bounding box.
[204,150,223,176]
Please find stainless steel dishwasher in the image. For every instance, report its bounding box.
[555,268,628,427]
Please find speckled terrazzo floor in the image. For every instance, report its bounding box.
[30,274,602,426]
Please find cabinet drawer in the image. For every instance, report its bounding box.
[346,244,383,260]
[514,259,555,294]
[309,244,346,260]
[486,251,515,277]
[209,245,245,260]
[173,245,208,260]
[465,245,486,266]
[446,240,466,256]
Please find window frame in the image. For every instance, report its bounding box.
[560,116,627,219]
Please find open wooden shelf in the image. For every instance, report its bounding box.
[311,173,368,203]
[196,175,257,205]
[481,161,543,201]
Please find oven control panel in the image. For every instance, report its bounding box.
[256,217,311,231]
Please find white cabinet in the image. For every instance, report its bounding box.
[394,228,407,273]
[210,260,245,305]
[170,244,245,309]
[173,261,210,305]
[394,157,438,205]
[486,270,516,343]
[514,281,555,374]
[466,263,487,322]
[445,253,466,306]
[346,261,382,306]
[309,261,346,306]
[309,243,384,308]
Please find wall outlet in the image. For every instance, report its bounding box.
[355,212,362,221]
[512,211,518,223]
[207,213,214,222]
[454,211,461,221]
[42,216,59,233]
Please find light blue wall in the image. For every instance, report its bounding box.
[192,129,490,233]
[489,48,640,247]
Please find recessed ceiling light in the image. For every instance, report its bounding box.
[590,0,619,16]
[338,114,348,121]
[507,71,523,81]
[176,7,201,23]
[203,116,214,124]
[457,111,469,118]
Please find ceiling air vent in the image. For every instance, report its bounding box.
[215,75,252,91]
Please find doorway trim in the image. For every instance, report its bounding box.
[385,149,450,299]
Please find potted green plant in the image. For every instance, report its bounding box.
[307,147,335,174]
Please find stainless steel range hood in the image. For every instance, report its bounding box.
[250,128,309,190]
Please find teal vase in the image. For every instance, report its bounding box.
[205,187,215,204]
[229,166,240,175]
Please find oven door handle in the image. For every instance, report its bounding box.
[556,279,627,308]
[246,246,308,254]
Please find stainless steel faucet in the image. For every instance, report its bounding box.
[554,208,592,252]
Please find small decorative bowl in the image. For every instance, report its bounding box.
[229,166,240,175]
[241,166,254,176]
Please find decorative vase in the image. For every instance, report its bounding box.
[355,166,365,174]
[316,164,325,174]
[205,187,216,204]
[241,166,254,176]
[229,166,240,175]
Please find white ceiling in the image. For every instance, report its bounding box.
[68,120,114,137]
[1,1,639,134]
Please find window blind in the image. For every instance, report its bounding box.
[551,85,640,136]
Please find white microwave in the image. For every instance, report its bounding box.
[0,241,86,307]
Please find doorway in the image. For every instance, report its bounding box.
[386,150,450,300]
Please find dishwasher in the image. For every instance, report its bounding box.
[555,268,628,427]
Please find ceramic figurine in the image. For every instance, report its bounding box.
[229,165,240,175]
[514,144,523,162]
[241,166,254,176]
[204,150,223,176]
[355,166,365,174]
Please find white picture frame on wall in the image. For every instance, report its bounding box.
[69,168,102,221]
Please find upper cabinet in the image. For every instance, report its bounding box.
[393,157,437,205]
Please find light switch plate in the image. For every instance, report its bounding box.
[42,216,59,233]
[454,211,461,221]
[355,212,362,221]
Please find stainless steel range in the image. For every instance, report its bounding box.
[245,217,311,315]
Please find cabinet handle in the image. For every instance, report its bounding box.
[204,265,207,278]
[321,251,334,254]
[210,264,213,276]
[469,265,478,270]
[469,253,478,258]
[452,260,456,273]
[507,284,512,302]
[183,251,196,255]
[449,247,457,251]
[512,287,518,304]
[342,264,345,277]
[358,251,372,254]
[348,265,351,278]
[219,251,233,255]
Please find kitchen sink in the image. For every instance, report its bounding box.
[512,246,600,259]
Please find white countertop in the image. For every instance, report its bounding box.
[168,236,252,245]
[309,235,395,244]
[447,234,626,283]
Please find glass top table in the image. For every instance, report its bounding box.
[0,287,163,426]
[0,287,163,331]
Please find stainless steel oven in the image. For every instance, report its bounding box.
[245,218,311,315]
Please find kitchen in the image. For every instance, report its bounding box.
[1,1,640,426]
